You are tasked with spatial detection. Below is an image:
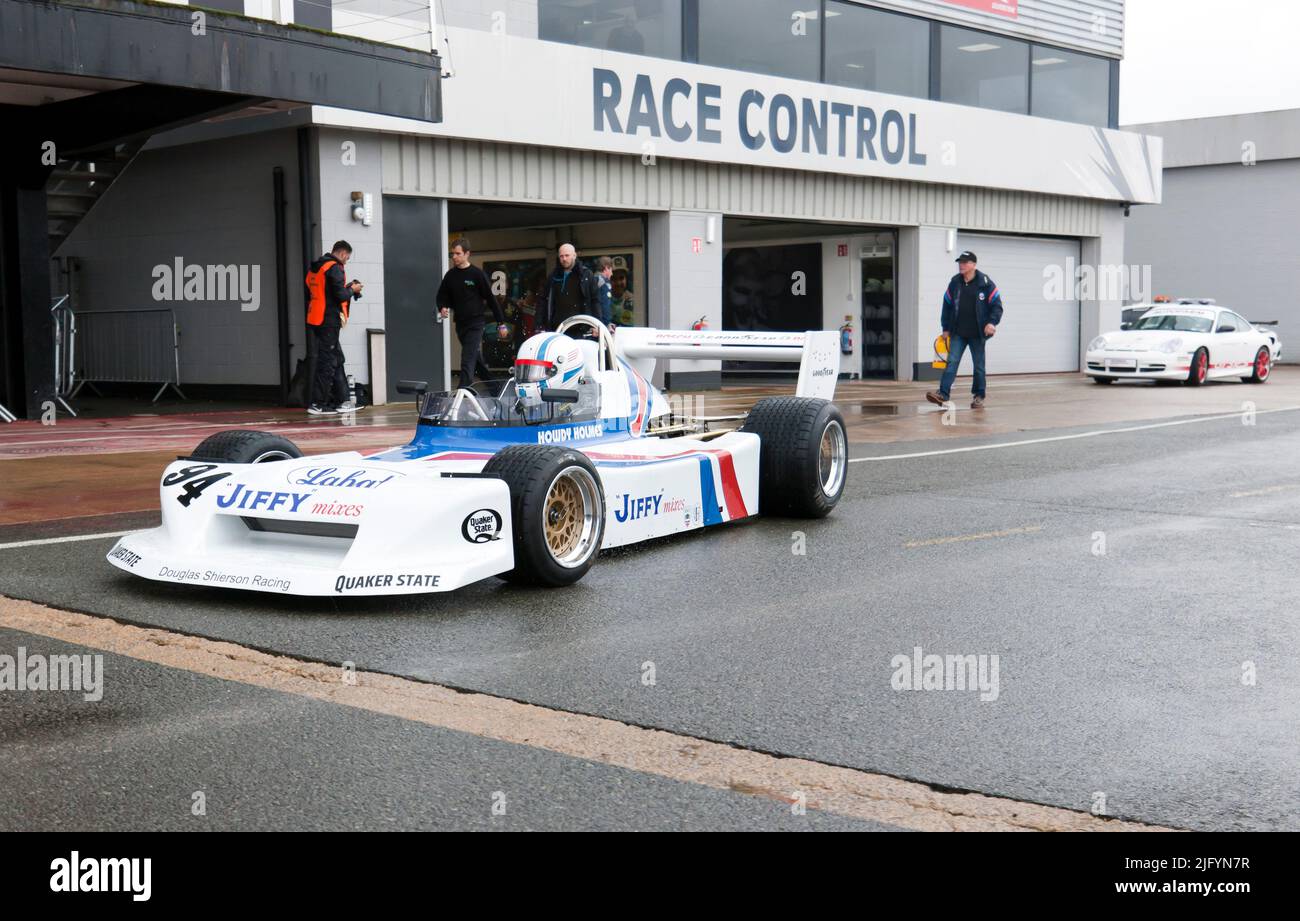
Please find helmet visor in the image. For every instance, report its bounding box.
[515,359,554,383]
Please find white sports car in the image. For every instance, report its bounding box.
[1085,304,1281,385]
[106,318,847,596]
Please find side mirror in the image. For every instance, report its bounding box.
[1120,322,1132,330]
[396,380,428,397]
[541,388,579,404]
[1215,327,1231,334]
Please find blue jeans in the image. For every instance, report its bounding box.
[937,335,986,399]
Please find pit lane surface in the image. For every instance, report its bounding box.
[3,398,1297,831]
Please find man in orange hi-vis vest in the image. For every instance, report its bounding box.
[305,241,363,415]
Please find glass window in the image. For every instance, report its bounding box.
[1134,313,1214,334]
[939,25,1029,114]
[538,0,682,60]
[698,0,821,82]
[1030,46,1110,125]
[825,2,929,98]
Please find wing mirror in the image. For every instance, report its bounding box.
[1120,322,1132,330]
[541,388,579,404]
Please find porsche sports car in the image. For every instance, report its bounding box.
[1085,302,1281,386]
[106,317,847,596]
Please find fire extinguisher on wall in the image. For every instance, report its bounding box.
[692,316,709,331]
[839,315,854,355]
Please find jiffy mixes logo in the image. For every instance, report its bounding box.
[287,466,404,489]
[50,852,151,901]
[614,491,686,523]
[461,509,503,543]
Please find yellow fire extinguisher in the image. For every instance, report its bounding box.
[932,333,950,369]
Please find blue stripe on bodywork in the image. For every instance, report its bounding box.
[698,457,722,525]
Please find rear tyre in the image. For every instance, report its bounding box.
[740,397,847,518]
[1186,347,1209,386]
[483,445,605,586]
[1245,347,1272,383]
[187,430,302,463]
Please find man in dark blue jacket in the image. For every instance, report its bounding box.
[926,251,1004,409]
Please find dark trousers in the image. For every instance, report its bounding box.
[311,324,347,406]
[455,322,491,388]
[938,334,987,398]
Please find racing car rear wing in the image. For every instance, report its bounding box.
[615,328,841,400]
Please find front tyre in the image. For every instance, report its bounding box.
[1244,347,1272,383]
[740,397,847,518]
[187,430,302,463]
[1186,347,1209,386]
[483,445,606,586]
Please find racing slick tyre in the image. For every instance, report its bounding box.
[483,445,606,587]
[1244,347,1272,383]
[1186,347,1210,386]
[1091,376,1116,384]
[740,397,847,519]
[186,430,303,464]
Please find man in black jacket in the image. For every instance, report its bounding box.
[305,241,363,415]
[437,238,509,388]
[926,251,1004,410]
[536,244,601,331]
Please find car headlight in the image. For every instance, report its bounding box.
[1157,338,1183,354]
[1088,336,1107,351]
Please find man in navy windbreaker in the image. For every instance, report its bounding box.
[926,251,1004,409]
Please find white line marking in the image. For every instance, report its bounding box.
[849,407,1300,462]
[0,530,135,551]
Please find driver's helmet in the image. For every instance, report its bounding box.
[514,333,583,407]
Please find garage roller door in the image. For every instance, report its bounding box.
[956,233,1080,374]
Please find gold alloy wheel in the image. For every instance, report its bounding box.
[543,468,600,567]
[819,419,847,498]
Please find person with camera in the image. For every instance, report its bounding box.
[305,240,363,415]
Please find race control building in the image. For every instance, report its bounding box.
[6,0,1163,414]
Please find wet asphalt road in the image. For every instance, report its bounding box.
[2,409,1299,830]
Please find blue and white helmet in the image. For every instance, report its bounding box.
[514,333,583,407]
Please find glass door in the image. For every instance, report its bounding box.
[860,245,895,379]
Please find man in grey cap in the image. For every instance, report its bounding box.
[927,251,1004,409]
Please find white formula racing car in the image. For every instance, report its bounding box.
[107,317,847,596]
[1085,303,1281,386]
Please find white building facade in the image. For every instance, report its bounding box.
[59,0,1161,397]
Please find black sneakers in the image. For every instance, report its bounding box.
[307,404,337,415]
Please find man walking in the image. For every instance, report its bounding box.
[537,244,601,330]
[594,256,615,331]
[437,238,509,388]
[926,251,1004,409]
[305,240,363,415]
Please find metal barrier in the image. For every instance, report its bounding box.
[72,308,186,403]
[51,296,77,417]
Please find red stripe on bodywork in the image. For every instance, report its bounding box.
[706,449,749,519]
